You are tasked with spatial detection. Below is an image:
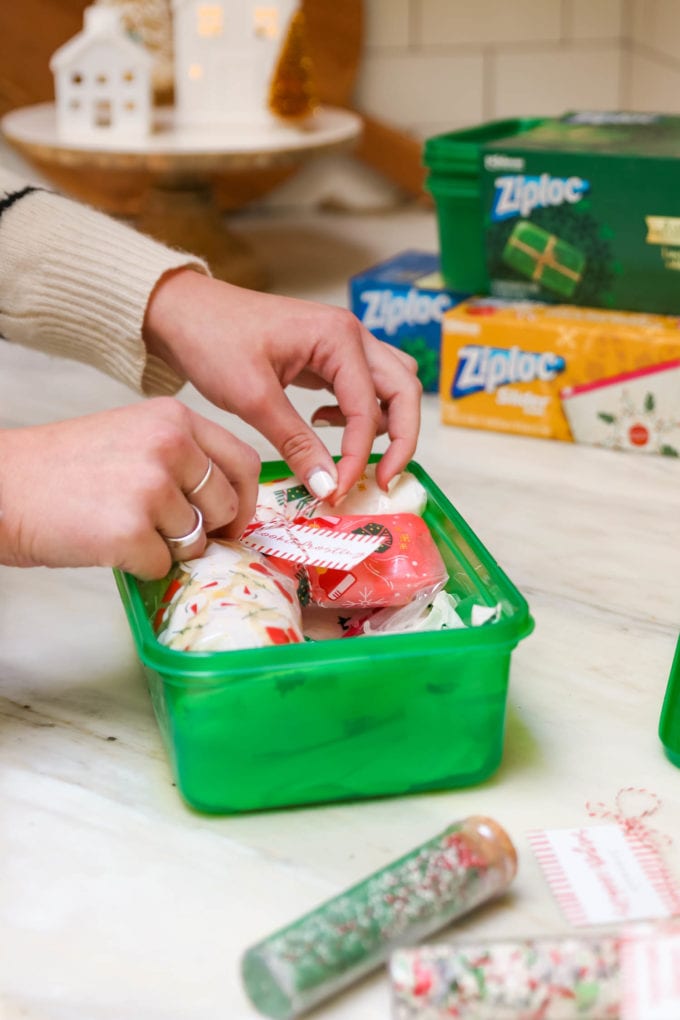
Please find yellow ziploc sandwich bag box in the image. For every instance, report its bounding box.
[441,298,680,456]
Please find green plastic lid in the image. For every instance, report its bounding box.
[423,117,546,176]
[659,634,680,768]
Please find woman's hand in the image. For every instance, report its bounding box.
[0,397,260,579]
[143,269,422,502]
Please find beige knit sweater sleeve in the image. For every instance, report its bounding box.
[0,167,210,396]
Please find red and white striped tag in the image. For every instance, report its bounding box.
[620,922,680,1019]
[240,521,383,570]
[527,825,680,926]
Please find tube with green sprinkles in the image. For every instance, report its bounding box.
[241,816,517,1019]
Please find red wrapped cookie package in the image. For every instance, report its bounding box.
[242,513,448,610]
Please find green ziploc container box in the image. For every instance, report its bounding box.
[424,111,680,314]
[424,117,544,294]
[114,458,533,814]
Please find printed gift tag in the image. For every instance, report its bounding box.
[241,519,384,570]
[245,513,449,610]
[528,825,680,926]
[620,923,680,1020]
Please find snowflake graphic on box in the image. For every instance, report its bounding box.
[596,390,679,457]
[560,360,680,457]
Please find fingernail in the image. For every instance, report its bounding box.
[307,468,337,500]
[312,418,332,429]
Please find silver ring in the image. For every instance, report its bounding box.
[188,458,213,498]
[165,505,204,551]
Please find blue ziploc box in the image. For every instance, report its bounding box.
[349,250,469,391]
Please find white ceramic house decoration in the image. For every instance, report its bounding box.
[171,0,299,129]
[50,5,153,142]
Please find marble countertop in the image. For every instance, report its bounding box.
[2,198,680,1020]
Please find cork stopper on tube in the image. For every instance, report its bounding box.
[460,815,519,885]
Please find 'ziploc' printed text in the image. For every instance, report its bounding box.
[451,344,566,398]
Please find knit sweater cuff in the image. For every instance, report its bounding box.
[0,185,210,396]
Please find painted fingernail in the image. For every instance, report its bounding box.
[312,418,332,428]
[307,468,337,500]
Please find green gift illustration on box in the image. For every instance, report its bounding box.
[501,221,586,298]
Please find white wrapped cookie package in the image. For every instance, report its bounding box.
[154,541,303,653]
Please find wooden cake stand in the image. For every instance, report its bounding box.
[1,102,362,289]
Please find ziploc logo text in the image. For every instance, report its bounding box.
[360,288,453,337]
[491,173,589,221]
[452,344,566,398]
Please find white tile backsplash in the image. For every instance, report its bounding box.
[493,45,622,118]
[363,0,411,50]
[631,0,680,65]
[566,0,625,40]
[415,0,563,47]
[356,51,485,131]
[354,0,631,139]
[268,0,680,206]
[628,51,680,113]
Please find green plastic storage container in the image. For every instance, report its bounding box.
[114,459,534,814]
[659,634,680,768]
[423,118,545,293]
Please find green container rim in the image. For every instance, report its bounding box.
[423,116,548,174]
[426,176,482,198]
[659,632,680,763]
[114,457,534,686]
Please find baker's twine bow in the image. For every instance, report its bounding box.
[586,786,672,852]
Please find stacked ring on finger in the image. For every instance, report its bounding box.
[188,457,213,498]
[163,458,213,556]
[164,505,204,553]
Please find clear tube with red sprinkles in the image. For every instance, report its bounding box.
[241,816,517,1020]
[390,935,622,1019]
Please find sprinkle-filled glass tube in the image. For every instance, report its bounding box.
[390,935,622,1019]
[241,816,517,1020]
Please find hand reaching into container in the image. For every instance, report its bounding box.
[0,268,421,577]
[143,269,422,503]
[0,165,422,578]
[0,398,259,579]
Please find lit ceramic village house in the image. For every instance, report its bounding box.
[51,1,313,141]
[171,0,300,128]
[51,5,153,140]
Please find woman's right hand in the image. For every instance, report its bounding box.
[0,397,261,579]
